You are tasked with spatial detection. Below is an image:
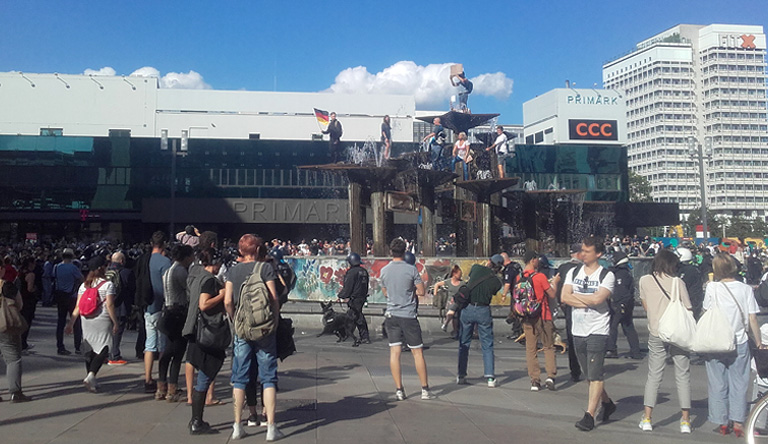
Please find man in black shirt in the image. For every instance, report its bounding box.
[322,112,343,163]
[337,253,370,345]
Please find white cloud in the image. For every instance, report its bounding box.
[325,61,513,109]
[81,66,211,89]
[83,66,116,76]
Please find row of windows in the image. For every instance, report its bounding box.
[703,88,767,98]
[208,168,348,188]
[704,99,768,108]
[705,111,768,120]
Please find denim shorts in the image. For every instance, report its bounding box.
[144,310,166,353]
[230,334,278,390]
[385,316,424,349]
[573,334,608,381]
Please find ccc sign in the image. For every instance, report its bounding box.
[568,119,618,141]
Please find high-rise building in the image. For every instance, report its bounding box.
[603,24,768,220]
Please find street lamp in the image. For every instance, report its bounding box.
[687,136,712,245]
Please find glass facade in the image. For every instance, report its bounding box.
[0,135,628,240]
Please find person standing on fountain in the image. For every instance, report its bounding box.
[422,117,446,170]
[485,126,509,179]
[322,112,343,163]
[452,132,470,180]
[381,115,392,160]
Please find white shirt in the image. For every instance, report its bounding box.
[703,280,759,345]
[565,265,615,337]
[494,133,508,155]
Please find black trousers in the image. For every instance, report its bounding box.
[607,302,641,355]
[563,305,581,379]
[347,299,369,341]
[56,296,81,351]
[85,345,109,375]
[20,296,36,349]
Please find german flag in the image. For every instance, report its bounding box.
[314,108,330,125]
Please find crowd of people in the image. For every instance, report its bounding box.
[3,229,768,439]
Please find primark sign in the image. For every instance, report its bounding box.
[142,198,350,224]
[566,95,619,106]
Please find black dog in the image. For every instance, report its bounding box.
[317,301,359,346]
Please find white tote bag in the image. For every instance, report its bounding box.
[692,284,736,354]
[657,277,697,351]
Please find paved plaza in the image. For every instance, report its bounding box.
[0,307,756,444]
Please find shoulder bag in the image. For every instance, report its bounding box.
[655,275,697,351]
[0,280,29,335]
[720,282,768,377]
[692,282,736,354]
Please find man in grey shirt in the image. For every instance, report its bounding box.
[380,238,434,401]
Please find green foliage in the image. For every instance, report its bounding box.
[723,215,768,239]
[661,33,682,43]
[682,207,721,238]
[628,170,653,202]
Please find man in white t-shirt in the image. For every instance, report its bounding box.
[562,236,617,432]
[485,126,509,179]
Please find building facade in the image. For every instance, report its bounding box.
[603,24,768,220]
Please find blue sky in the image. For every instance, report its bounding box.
[2,0,766,123]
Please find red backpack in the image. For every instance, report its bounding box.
[79,281,107,317]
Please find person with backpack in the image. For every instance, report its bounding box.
[499,252,524,341]
[516,251,558,392]
[562,236,617,432]
[337,252,370,346]
[65,255,118,393]
[224,235,283,441]
[105,251,134,366]
[183,248,227,435]
[457,254,504,388]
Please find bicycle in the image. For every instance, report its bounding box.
[746,390,768,443]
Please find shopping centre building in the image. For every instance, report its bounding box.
[0,71,657,243]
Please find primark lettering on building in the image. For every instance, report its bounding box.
[566,95,620,106]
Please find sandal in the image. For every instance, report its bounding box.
[205,399,223,406]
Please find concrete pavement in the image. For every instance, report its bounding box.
[0,306,748,443]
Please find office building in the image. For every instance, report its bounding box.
[603,24,768,219]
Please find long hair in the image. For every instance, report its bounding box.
[84,265,106,288]
[651,249,679,277]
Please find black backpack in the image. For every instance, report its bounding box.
[454,273,499,309]
[275,262,296,306]
[755,280,768,307]
[570,265,610,291]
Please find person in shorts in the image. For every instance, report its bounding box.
[562,236,616,432]
[380,238,434,401]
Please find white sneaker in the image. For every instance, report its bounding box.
[487,378,498,388]
[639,417,653,431]
[266,424,284,441]
[231,423,247,440]
[421,389,436,400]
[83,373,98,393]
[395,389,406,401]
[680,420,691,434]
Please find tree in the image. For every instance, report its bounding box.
[682,207,721,238]
[628,170,652,202]
[722,215,768,239]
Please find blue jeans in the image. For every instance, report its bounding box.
[458,305,495,378]
[451,157,468,180]
[430,144,443,169]
[195,369,215,393]
[706,341,751,424]
[231,334,278,390]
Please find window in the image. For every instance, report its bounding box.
[40,128,63,136]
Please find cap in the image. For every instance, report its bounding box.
[569,243,582,254]
[62,248,75,257]
[490,254,504,266]
[523,251,538,264]
[612,251,629,266]
[538,255,551,268]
